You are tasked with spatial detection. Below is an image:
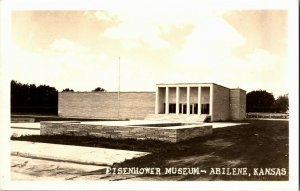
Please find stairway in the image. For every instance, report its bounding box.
[145,114,211,122]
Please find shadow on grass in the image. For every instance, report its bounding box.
[11,120,289,181]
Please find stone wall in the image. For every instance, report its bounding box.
[58,92,155,119]
[230,89,246,120]
[40,121,212,143]
[212,84,231,121]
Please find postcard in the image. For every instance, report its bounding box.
[0,0,298,190]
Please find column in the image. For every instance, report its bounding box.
[187,86,190,115]
[165,87,169,114]
[155,87,159,114]
[198,86,201,115]
[176,86,179,114]
[209,84,213,116]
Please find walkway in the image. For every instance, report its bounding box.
[11,141,149,166]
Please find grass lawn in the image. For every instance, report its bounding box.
[11,120,288,181]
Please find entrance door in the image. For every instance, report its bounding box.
[194,104,198,114]
[201,104,210,114]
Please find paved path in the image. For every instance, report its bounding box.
[67,120,247,129]
[206,122,248,128]
[11,128,40,137]
[11,123,40,137]
[11,122,40,129]
[11,155,108,180]
[11,141,149,166]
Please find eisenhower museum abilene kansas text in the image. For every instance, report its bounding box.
[58,83,246,122]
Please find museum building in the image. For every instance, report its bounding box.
[58,83,246,122]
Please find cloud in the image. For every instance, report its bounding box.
[98,9,219,49]
[10,10,288,97]
[83,11,117,23]
[172,17,245,66]
[11,40,119,92]
[240,49,287,95]
[167,46,287,97]
[50,38,88,53]
[164,15,288,97]
[103,21,170,49]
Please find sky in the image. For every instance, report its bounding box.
[10,7,288,97]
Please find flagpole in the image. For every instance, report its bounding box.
[118,57,120,119]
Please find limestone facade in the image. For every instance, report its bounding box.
[59,92,155,119]
[58,83,246,121]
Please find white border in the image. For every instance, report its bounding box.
[1,0,298,190]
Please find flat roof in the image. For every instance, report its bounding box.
[59,91,155,93]
[156,82,227,89]
[230,88,247,92]
[156,83,246,91]
[156,82,214,85]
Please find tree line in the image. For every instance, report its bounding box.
[11,80,106,115]
[11,80,58,114]
[62,87,106,92]
[246,90,289,113]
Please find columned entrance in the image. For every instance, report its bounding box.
[155,84,212,117]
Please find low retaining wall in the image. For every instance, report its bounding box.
[40,121,212,143]
[11,117,35,123]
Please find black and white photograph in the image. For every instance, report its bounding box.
[0,0,298,190]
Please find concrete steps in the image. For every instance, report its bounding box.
[145,114,210,122]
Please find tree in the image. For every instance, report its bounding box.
[274,94,289,113]
[62,88,74,92]
[92,87,106,92]
[246,90,275,112]
[11,80,58,114]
